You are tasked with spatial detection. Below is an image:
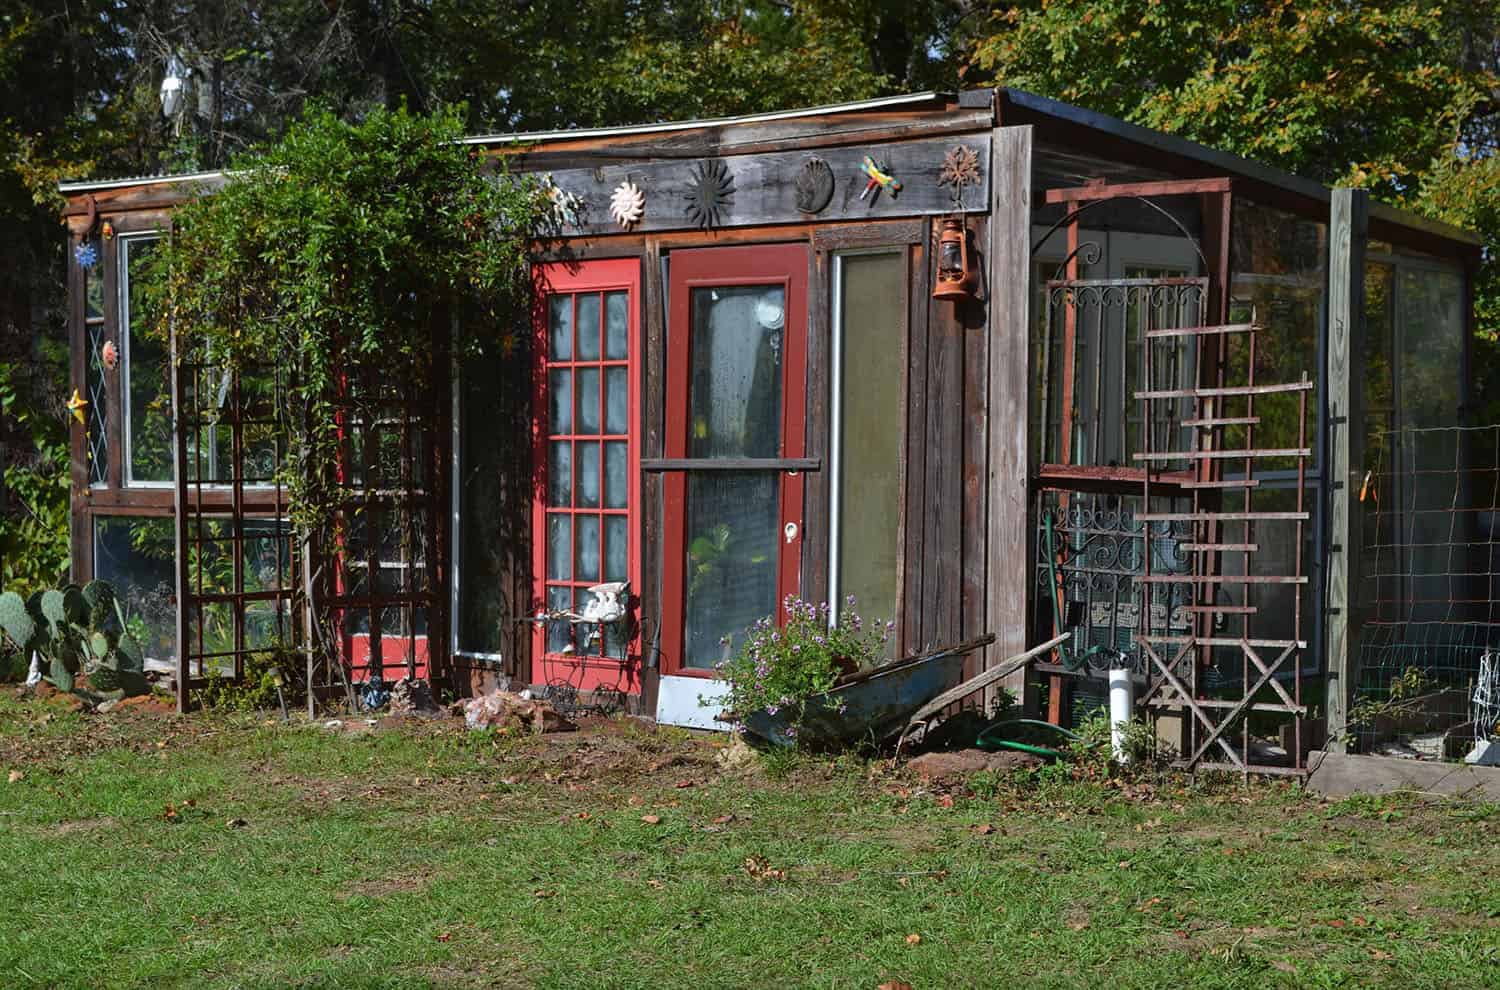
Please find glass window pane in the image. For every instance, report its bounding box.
[84,249,103,319]
[604,440,628,508]
[836,253,904,634]
[548,441,571,506]
[546,585,572,653]
[548,294,572,360]
[575,515,600,582]
[1399,266,1463,429]
[606,366,629,435]
[92,516,177,663]
[576,441,601,508]
[577,293,601,360]
[547,513,571,581]
[605,290,629,359]
[549,369,572,434]
[124,238,173,482]
[683,471,779,668]
[605,514,628,583]
[576,367,600,434]
[688,285,785,458]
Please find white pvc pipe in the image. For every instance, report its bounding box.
[1108,668,1135,764]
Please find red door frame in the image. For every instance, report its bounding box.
[660,243,809,677]
[530,258,644,694]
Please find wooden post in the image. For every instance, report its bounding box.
[986,124,1034,710]
[1324,188,1368,752]
[169,323,191,714]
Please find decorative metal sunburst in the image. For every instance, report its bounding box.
[609,180,645,228]
[686,159,735,229]
[939,145,982,208]
[794,157,834,215]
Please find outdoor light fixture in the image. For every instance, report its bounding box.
[933,217,976,301]
[159,57,186,120]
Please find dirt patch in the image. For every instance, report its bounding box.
[340,870,433,900]
[55,816,120,835]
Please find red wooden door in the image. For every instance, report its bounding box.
[660,244,809,677]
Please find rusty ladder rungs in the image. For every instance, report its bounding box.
[1134,447,1310,462]
[1135,381,1314,400]
[1175,477,1260,489]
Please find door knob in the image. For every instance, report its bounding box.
[783,522,799,544]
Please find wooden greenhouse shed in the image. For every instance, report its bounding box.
[56,89,1481,773]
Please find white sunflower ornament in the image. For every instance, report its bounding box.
[609,180,646,228]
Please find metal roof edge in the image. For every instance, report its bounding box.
[58,169,228,195]
[1000,87,1481,249]
[457,91,952,146]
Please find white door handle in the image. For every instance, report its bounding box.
[784,522,799,544]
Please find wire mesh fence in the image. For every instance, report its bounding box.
[1353,424,1500,759]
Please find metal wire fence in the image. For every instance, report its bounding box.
[1353,424,1500,758]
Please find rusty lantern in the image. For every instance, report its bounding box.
[933,216,975,300]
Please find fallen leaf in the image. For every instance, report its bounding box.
[936,794,955,808]
[646,879,664,890]
[640,814,661,825]
[573,812,591,820]
[164,804,179,823]
[1069,920,1089,931]
[674,780,694,789]
[743,855,787,881]
[878,982,914,990]
[627,795,645,806]
[1327,919,1346,929]
[972,823,995,835]
[435,932,452,942]
[7,770,22,784]
[905,933,922,946]
[533,889,555,899]
[712,814,735,825]
[1369,948,1392,960]
[225,817,247,829]
[1117,860,1132,870]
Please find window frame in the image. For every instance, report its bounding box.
[119,233,172,488]
[529,258,644,672]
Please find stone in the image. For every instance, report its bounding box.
[388,678,439,717]
[462,691,575,734]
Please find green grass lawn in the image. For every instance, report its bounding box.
[1,692,1496,989]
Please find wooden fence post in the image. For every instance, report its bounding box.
[1325,187,1368,752]
[986,123,1034,711]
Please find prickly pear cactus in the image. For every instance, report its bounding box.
[40,590,66,632]
[62,586,89,627]
[0,592,35,650]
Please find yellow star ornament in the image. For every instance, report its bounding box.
[66,388,88,425]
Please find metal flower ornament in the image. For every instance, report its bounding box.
[686,160,735,230]
[609,180,645,229]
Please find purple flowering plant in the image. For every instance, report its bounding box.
[717,594,894,735]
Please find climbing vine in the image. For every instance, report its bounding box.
[139,105,544,535]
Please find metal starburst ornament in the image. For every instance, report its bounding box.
[686,160,734,230]
[609,180,645,228]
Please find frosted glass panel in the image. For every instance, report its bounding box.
[548,441,571,506]
[546,586,572,652]
[605,291,629,359]
[689,285,784,458]
[604,441,628,508]
[547,514,570,581]
[836,253,903,633]
[606,366,629,434]
[576,442,601,508]
[683,471,779,668]
[548,295,572,360]
[576,368,600,434]
[605,515,628,582]
[548,369,571,434]
[577,293,601,360]
[575,515,600,582]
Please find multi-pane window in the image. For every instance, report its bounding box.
[82,239,107,484]
[535,263,638,660]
